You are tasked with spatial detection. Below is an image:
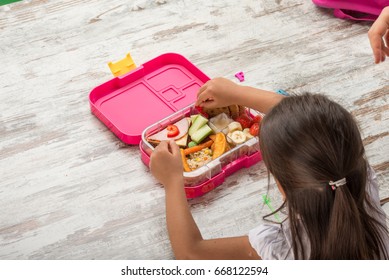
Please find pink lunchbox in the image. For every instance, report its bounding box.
[89,53,262,198]
[312,0,387,21]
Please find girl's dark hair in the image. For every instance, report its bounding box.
[259,93,388,259]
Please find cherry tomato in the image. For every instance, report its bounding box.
[167,125,179,137]
[195,106,209,118]
[235,114,253,129]
[252,115,262,123]
[249,122,260,136]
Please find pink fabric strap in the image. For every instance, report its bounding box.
[333,8,378,21]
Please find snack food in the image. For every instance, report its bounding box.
[147,105,261,172]
[147,118,190,146]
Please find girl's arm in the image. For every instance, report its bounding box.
[195,77,284,114]
[150,140,260,260]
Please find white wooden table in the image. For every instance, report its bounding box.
[1,0,388,259]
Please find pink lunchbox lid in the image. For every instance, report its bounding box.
[89,53,210,144]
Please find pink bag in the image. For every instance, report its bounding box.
[312,0,388,21]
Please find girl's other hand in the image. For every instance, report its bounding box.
[195,77,241,109]
[150,140,183,187]
[368,6,389,64]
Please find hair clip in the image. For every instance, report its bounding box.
[329,178,347,190]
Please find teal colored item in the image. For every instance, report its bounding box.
[262,194,281,222]
[276,89,289,96]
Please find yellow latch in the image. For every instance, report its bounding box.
[108,53,137,77]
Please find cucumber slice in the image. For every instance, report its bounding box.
[188,114,208,137]
[187,141,198,148]
[190,114,199,124]
[190,124,212,143]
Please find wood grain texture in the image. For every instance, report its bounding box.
[0,0,388,259]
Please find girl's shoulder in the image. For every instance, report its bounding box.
[248,222,295,260]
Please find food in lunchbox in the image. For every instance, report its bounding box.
[183,140,213,156]
[228,130,247,145]
[187,141,197,148]
[235,114,253,129]
[186,148,213,170]
[190,125,212,143]
[147,118,190,145]
[188,114,208,136]
[203,105,245,119]
[243,128,254,139]
[167,124,179,137]
[175,134,189,147]
[252,115,263,123]
[180,140,214,172]
[188,114,213,143]
[208,113,233,133]
[180,148,191,172]
[149,105,261,172]
[227,121,242,133]
[249,122,260,136]
[211,133,227,159]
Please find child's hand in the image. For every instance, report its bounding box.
[150,140,183,188]
[368,6,389,64]
[195,77,241,109]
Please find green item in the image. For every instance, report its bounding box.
[0,0,22,6]
[187,141,198,148]
[262,194,281,222]
[190,124,212,143]
[188,114,208,137]
[190,114,199,124]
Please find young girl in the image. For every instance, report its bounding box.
[149,77,389,259]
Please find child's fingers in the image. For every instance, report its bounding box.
[368,33,383,63]
[384,46,389,56]
[368,19,388,63]
[195,90,213,107]
[168,140,180,156]
[158,140,168,149]
[154,140,168,154]
[197,81,210,97]
[384,31,389,56]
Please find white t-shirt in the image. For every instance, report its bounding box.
[248,166,389,259]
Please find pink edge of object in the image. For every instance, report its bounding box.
[235,71,245,82]
[139,142,262,199]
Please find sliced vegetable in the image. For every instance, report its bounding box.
[190,114,199,124]
[167,124,179,137]
[188,114,208,137]
[187,141,198,148]
[183,140,213,156]
[190,124,213,143]
[180,148,191,172]
[212,133,227,159]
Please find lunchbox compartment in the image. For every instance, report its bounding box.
[141,104,262,196]
[89,53,209,145]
